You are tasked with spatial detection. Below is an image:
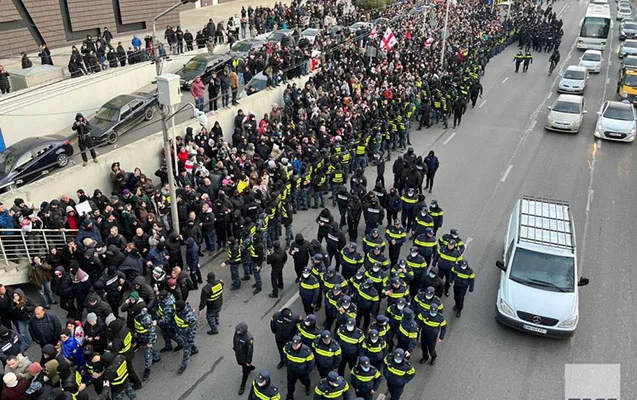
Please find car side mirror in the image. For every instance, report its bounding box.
[495,260,506,271]
[583,110,588,114]
[597,111,601,115]
[547,106,552,110]
[578,277,590,286]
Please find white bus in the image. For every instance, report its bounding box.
[578,5,612,50]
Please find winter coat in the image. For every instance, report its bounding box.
[28,261,53,288]
[28,312,62,346]
[233,322,254,365]
[267,247,287,271]
[185,237,200,272]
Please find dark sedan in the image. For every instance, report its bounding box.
[88,92,159,145]
[620,21,637,40]
[0,135,74,192]
[176,54,232,88]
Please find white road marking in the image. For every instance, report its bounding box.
[557,1,570,18]
[500,165,513,182]
[502,77,509,83]
[606,77,610,85]
[465,237,474,248]
[478,99,487,108]
[443,132,457,145]
[530,120,537,130]
[281,292,300,310]
[608,60,612,67]
[596,139,602,148]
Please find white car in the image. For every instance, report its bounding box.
[300,28,320,44]
[594,100,637,142]
[617,6,633,20]
[546,95,587,133]
[496,196,589,338]
[579,49,603,72]
[558,66,589,94]
[619,38,637,58]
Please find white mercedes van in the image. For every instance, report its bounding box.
[495,196,589,338]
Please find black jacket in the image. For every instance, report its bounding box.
[28,313,62,346]
[267,247,288,271]
[233,322,254,365]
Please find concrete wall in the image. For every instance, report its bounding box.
[0,74,311,207]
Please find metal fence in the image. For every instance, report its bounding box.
[0,229,78,284]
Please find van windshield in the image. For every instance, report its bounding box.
[509,248,575,292]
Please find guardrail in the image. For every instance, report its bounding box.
[0,229,78,285]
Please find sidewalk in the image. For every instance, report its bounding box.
[0,0,279,73]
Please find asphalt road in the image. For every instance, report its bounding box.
[128,1,636,399]
[16,0,636,398]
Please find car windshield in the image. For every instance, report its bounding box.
[620,8,632,13]
[268,32,285,41]
[0,149,17,174]
[231,42,252,52]
[302,29,318,36]
[184,59,205,71]
[564,69,585,79]
[553,100,581,114]
[509,248,575,292]
[624,22,637,30]
[624,74,637,87]
[604,104,634,120]
[248,77,268,93]
[582,52,601,61]
[95,106,119,122]
[625,41,637,48]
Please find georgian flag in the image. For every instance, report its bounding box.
[381,28,397,51]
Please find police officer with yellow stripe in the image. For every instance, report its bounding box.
[249,370,281,400]
[383,348,415,400]
[450,259,475,318]
[350,356,381,400]
[198,272,223,334]
[314,370,350,400]
[417,303,447,365]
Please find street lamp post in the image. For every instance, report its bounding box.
[440,0,453,70]
[151,0,197,234]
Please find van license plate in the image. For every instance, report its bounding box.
[522,324,547,334]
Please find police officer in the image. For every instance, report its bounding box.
[428,200,444,235]
[198,272,223,335]
[337,318,364,377]
[414,227,437,268]
[400,188,418,231]
[312,330,342,378]
[354,279,379,332]
[405,246,427,296]
[350,356,382,400]
[249,370,280,400]
[298,314,321,348]
[311,253,327,311]
[221,236,243,290]
[336,185,351,227]
[331,167,346,207]
[233,321,255,395]
[413,286,444,318]
[174,300,198,374]
[363,228,386,255]
[412,207,434,238]
[394,307,418,358]
[383,276,410,308]
[290,233,311,282]
[433,239,463,297]
[249,235,265,294]
[523,50,533,72]
[315,371,350,400]
[156,290,182,352]
[361,329,387,373]
[365,246,390,271]
[335,295,358,332]
[439,228,465,253]
[349,267,366,293]
[284,335,315,399]
[450,259,475,318]
[513,50,524,72]
[384,297,407,350]
[299,267,321,315]
[107,314,142,389]
[383,348,415,400]
[340,243,364,280]
[101,351,137,400]
[417,303,447,365]
[131,303,161,381]
[326,222,347,272]
[271,308,302,370]
[324,284,344,332]
[316,208,334,244]
[385,220,407,267]
[363,198,384,235]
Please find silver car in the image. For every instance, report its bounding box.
[558,66,589,94]
[619,39,637,58]
[546,94,587,133]
[593,100,637,142]
[617,6,633,20]
[579,50,603,73]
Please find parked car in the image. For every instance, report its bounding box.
[593,100,637,142]
[229,39,266,57]
[88,92,159,145]
[300,28,320,44]
[558,65,589,94]
[176,54,232,89]
[545,94,587,133]
[578,49,603,72]
[619,38,637,58]
[239,72,268,99]
[349,21,372,33]
[619,20,637,40]
[0,135,74,192]
[266,29,299,47]
[617,6,633,20]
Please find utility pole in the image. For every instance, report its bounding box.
[440,0,452,70]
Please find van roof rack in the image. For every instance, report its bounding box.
[518,195,575,252]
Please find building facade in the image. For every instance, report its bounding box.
[0,0,194,58]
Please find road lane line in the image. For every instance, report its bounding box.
[465,237,474,248]
[596,139,602,148]
[501,165,513,182]
[502,77,509,83]
[443,132,457,145]
[478,99,487,108]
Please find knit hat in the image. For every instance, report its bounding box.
[28,362,43,375]
[128,291,140,302]
[104,313,117,326]
[167,278,177,287]
[3,373,17,388]
[86,313,98,323]
[42,344,57,356]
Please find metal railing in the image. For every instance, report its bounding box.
[0,229,78,272]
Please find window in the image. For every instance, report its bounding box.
[14,152,33,169]
[505,240,515,264]
[509,248,575,292]
[129,100,144,111]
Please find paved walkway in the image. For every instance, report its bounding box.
[0,0,278,72]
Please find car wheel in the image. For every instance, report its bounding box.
[57,153,69,167]
[145,107,155,121]
[107,131,119,144]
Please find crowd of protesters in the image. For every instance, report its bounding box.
[0,0,558,397]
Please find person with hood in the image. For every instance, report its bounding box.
[166,232,184,269]
[423,151,439,193]
[84,313,106,353]
[84,293,112,323]
[289,233,310,282]
[106,315,142,389]
[315,208,334,244]
[0,325,26,358]
[120,245,144,285]
[131,276,156,311]
[75,219,101,245]
[266,241,288,299]
[346,195,363,242]
[233,321,255,395]
[72,113,97,166]
[325,222,347,273]
[198,272,223,335]
[185,237,202,289]
[10,289,34,348]
[53,267,76,319]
